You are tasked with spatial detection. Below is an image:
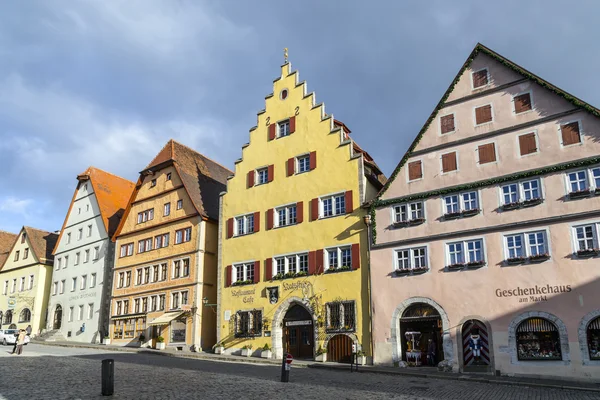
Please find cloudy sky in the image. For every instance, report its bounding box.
[1,0,600,234]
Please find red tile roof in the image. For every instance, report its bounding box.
[24,226,58,265]
[0,230,18,269]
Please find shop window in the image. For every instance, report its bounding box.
[325,301,356,333]
[587,317,600,360]
[171,318,186,343]
[516,317,562,361]
[113,321,124,339]
[234,310,262,338]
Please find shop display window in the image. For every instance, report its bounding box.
[171,318,186,343]
[588,317,600,360]
[516,318,562,361]
[113,321,124,339]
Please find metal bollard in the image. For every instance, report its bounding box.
[101,359,114,396]
[280,354,290,382]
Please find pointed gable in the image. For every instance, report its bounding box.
[24,226,58,265]
[0,230,18,268]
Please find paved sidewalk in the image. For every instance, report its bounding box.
[33,340,600,393]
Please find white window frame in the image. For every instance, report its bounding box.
[473,103,494,127]
[71,277,77,292]
[438,112,456,136]
[19,277,25,292]
[393,245,429,272]
[75,252,80,265]
[445,238,486,266]
[564,166,600,196]
[55,258,61,271]
[503,229,550,260]
[442,190,480,215]
[93,246,100,260]
[90,273,96,288]
[558,119,584,148]
[87,224,92,237]
[324,246,352,270]
[319,192,346,218]
[234,213,255,236]
[296,154,310,174]
[275,203,297,228]
[512,90,534,115]
[78,228,83,241]
[164,202,171,216]
[499,178,543,206]
[52,281,58,296]
[256,167,269,185]
[88,303,94,320]
[68,307,74,322]
[84,249,90,263]
[391,201,425,224]
[78,305,84,321]
[66,232,71,244]
[172,257,190,279]
[271,252,309,277]
[571,221,600,253]
[80,275,87,290]
[232,262,255,284]
[277,119,291,138]
[471,67,490,90]
[28,274,34,290]
[59,280,65,294]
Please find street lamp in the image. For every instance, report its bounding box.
[202,297,217,309]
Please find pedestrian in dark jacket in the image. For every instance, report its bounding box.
[427,339,437,366]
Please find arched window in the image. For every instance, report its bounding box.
[19,308,31,323]
[516,317,562,360]
[587,317,600,360]
[4,310,12,325]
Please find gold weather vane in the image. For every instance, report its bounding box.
[284,48,288,63]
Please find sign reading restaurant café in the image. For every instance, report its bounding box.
[495,284,572,303]
[232,287,255,304]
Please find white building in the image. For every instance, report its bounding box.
[45,167,134,343]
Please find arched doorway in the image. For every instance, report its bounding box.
[53,305,63,330]
[516,317,562,361]
[283,304,314,359]
[399,303,443,366]
[461,319,491,371]
[587,316,600,361]
[327,334,353,363]
[4,310,13,325]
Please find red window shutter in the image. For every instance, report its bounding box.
[296,201,304,224]
[472,70,488,88]
[265,258,272,281]
[289,116,296,133]
[351,243,360,270]
[514,93,532,114]
[225,265,232,287]
[267,208,274,230]
[226,218,233,239]
[315,249,324,274]
[408,161,422,181]
[345,190,354,213]
[561,122,581,146]
[309,151,317,170]
[519,133,537,156]
[268,124,276,141]
[441,152,457,172]
[253,211,260,232]
[478,143,496,164]
[310,198,319,221]
[287,158,295,176]
[475,105,492,125]
[247,170,255,188]
[308,251,316,275]
[254,261,260,283]
[268,164,274,183]
[440,114,455,134]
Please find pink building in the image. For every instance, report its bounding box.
[369,43,600,381]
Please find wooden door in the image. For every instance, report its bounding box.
[327,334,353,363]
[285,327,300,358]
[298,325,313,359]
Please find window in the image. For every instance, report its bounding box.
[478,143,496,164]
[14,251,19,261]
[19,309,31,323]
[23,248,29,259]
[272,253,309,277]
[19,277,25,292]
[408,160,422,181]
[134,298,140,313]
[475,104,493,125]
[137,208,154,224]
[60,280,65,294]
[275,204,297,227]
[472,68,489,89]
[256,167,269,185]
[153,265,159,282]
[28,275,33,290]
[67,232,71,244]
[320,193,345,218]
[64,255,68,268]
[68,307,74,322]
[3,280,9,295]
[78,228,83,240]
[171,291,189,310]
[11,279,16,293]
[125,271,131,287]
[151,179,156,187]
[501,179,542,206]
[175,227,192,244]
[278,119,291,137]
[505,231,548,261]
[75,252,80,265]
[325,246,352,271]
[55,258,61,271]
[118,272,124,288]
[52,281,58,295]
[159,294,166,310]
[297,155,310,173]
[573,224,599,254]
[161,264,167,281]
[171,293,179,310]
[446,239,484,267]
[88,304,94,319]
[233,262,255,285]
[141,266,149,283]
[123,300,129,314]
[441,152,457,173]
[84,249,90,263]
[177,200,183,210]
[561,121,582,146]
[21,233,26,244]
[89,273,96,288]
[566,167,600,196]
[392,202,424,224]
[440,114,455,134]
[443,191,479,216]
[136,268,143,285]
[93,246,100,260]
[151,296,158,311]
[86,204,89,212]
[166,172,172,181]
[173,258,190,279]
[79,275,86,290]
[138,238,153,253]
[71,277,77,292]
[587,317,600,360]
[326,301,356,332]
[395,247,428,272]
[78,305,84,321]
[235,309,262,337]
[514,92,532,114]
[155,233,170,249]
[516,318,562,361]
[164,203,171,216]
[142,297,148,313]
[120,243,134,258]
[518,132,537,156]
[235,214,255,236]
[87,224,92,237]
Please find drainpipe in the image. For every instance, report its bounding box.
[363,213,375,364]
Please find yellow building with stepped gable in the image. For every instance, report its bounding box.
[217,58,386,363]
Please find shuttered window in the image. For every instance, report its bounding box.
[561,122,582,146]
[478,143,496,164]
[475,105,493,125]
[472,69,489,89]
[514,93,532,114]
[408,161,422,181]
[441,152,457,173]
[440,114,455,134]
[518,133,537,156]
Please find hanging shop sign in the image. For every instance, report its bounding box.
[7,297,16,309]
[495,284,572,303]
[285,320,312,327]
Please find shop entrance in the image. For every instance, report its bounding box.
[327,334,353,363]
[400,303,443,367]
[53,305,62,330]
[461,319,491,371]
[283,305,314,359]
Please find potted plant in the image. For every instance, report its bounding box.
[213,342,225,354]
[461,208,480,217]
[315,346,327,362]
[576,248,599,258]
[408,217,426,225]
[412,266,428,274]
[138,334,146,347]
[103,335,111,345]
[241,344,253,357]
[528,253,550,263]
[501,202,520,211]
[261,343,272,359]
[522,197,543,207]
[155,336,166,350]
[356,350,367,366]
[466,260,485,269]
[446,263,465,271]
[506,256,526,265]
[443,211,462,220]
[569,188,591,199]
[394,268,410,276]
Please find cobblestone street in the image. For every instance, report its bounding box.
[0,344,598,400]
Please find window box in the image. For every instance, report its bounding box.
[576,249,599,258]
[447,263,465,270]
[392,217,426,228]
[326,325,355,334]
[411,266,429,274]
[394,267,427,276]
[522,197,543,207]
[324,265,352,274]
[528,253,550,263]
[232,279,254,287]
[466,260,485,269]
[569,189,591,199]
[261,349,272,359]
[502,202,521,211]
[272,271,308,281]
[506,257,526,265]
[443,212,462,220]
[394,269,411,276]
[461,208,480,217]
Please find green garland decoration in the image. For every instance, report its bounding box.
[370,44,600,245]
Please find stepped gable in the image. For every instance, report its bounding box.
[23,226,58,265]
[377,42,600,200]
[145,139,233,221]
[0,230,18,268]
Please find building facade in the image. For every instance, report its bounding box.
[110,140,230,351]
[370,44,600,381]
[217,61,385,362]
[46,167,134,343]
[0,227,57,335]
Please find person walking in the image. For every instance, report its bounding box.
[15,329,26,355]
[427,338,437,366]
[26,325,32,336]
[11,330,18,354]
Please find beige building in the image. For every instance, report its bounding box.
[370,43,600,381]
[110,140,231,350]
[0,227,58,335]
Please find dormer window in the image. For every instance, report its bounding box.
[472,68,489,89]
